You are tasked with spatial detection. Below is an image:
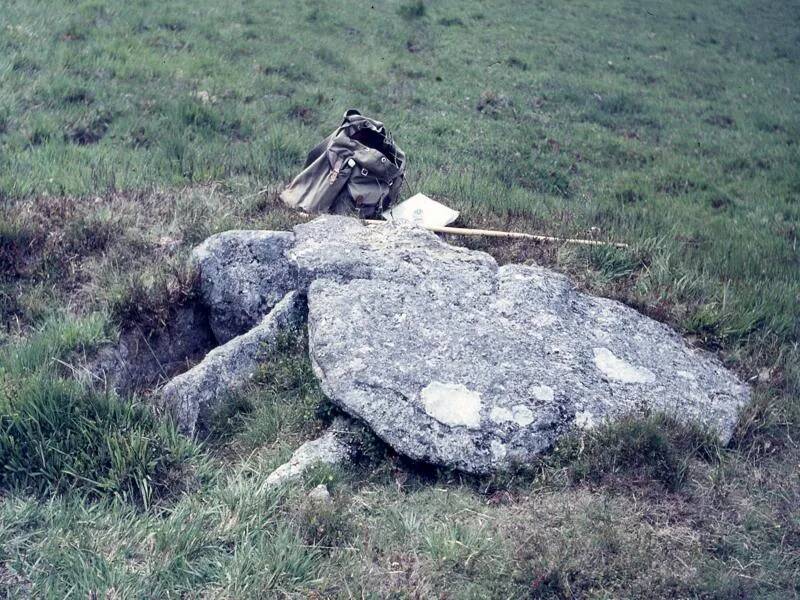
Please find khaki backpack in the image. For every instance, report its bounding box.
[280,109,406,218]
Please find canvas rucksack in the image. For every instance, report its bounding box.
[280,109,406,219]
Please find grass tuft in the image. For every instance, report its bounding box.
[64,109,113,145]
[294,492,355,548]
[0,219,35,277]
[209,329,326,450]
[0,376,195,507]
[105,261,199,331]
[398,0,426,20]
[0,315,198,508]
[554,413,720,491]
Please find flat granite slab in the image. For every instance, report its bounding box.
[299,218,749,473]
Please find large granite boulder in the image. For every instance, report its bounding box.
[183,216,750,474]
[296,217,749,474]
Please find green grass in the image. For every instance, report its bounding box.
[0,0,798,596]
[552,413,721,491]
[0,325,797,596]
[0,315,200,508]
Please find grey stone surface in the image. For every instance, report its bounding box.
[287,215,497,297]
[263,418,352,488]
[192,230,297,344]
[307,484,332,504]
[160,291,303,435]
[297,217,750,474]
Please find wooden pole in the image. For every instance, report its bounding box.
[363,220,628,249]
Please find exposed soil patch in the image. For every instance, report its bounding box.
[88,300,216,396]
[64,110,113,145]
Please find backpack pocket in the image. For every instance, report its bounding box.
[342,147,403,217]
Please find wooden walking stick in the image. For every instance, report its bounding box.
[295,193,626,247]
[363,220,628,249]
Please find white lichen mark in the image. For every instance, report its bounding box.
[593,347,655,384]
[420,382,482,429]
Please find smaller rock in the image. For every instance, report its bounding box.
[263,419,352,488]
[192,230,297,344]
[159,291,302,435]
[307,484,332,504]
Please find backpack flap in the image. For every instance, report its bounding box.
[279,142,355,214]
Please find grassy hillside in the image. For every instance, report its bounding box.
[1,0,798,597]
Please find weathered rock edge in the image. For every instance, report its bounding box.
[159,291,303,435]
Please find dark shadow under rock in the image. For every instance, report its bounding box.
[87,302,216,396]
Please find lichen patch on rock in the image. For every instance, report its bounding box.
[420,382,483,429]
[531,385,555,402]
[490,405,535,427]
[592,347,656,384]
